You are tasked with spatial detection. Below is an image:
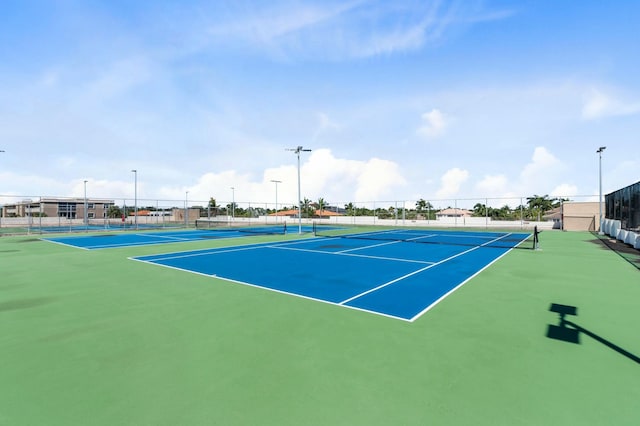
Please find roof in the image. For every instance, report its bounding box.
[315,210,342,217]
[436,208,472,217]
[269,209,298,216]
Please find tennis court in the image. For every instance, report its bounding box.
[133,228,533,321]
[43,225,289,249]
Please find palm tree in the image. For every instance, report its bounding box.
[345,202,355,216]
[302,198,313,218]
[317,197,326,217]
[208,197,217,216]
[415,199,426,218]
[526,195,555,221]
[496,205,513,219]
[107,205,123,218]
[472,203,487,217]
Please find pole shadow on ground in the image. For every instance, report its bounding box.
[546,303,640,365]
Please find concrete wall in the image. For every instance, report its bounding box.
[247,215,553,230]
[562,201,599,231]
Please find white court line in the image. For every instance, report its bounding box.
[335,233,437,254]
[137,238,314,262]
[339,233,514,306]
[41,238,92,251]
[133,233,194,241]
[269,245,434,265]
[130,232,523,322]
[139,244,269,261]
[408,236,525,322]
[128,256,414,322]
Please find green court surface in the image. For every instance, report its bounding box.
[1,230,639,425]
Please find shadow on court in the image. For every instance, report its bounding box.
[546,303,640,365]
[0,297,55,313]
[588,232,640,271]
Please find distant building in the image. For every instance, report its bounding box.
[435,208,472,218]
[269,209,299,217]
[268,208,344,218]
[1,197,115,219]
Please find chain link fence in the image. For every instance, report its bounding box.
[1,193,600,235]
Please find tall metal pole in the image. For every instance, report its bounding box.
[271,180,281,223]
[597,146,606,234]
[287,146,312,234]
[84,180,88,228]
[230,187,235,221]
[185,190,189,228]
[131,169,138,230]
[297,153,301,231]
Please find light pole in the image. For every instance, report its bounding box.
[597,146,606,235]
[286,146,312,234]
[230,187,235,221]
[185,190,189,228]
[83,180,88,228]
[131,169,138,230]
[271,180,281,223]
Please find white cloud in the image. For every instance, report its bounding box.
[312,112,340,141]
[582,88,640,120]
[436,167,469,199]
[354,157,406,201]
[519,146,562,184]
[550,184,578,197]
[475,174,509,196]
[146,148,406,207]
[203,1,508,60]
[468,147,577,204]
[303,149,406,203]
[417,109,449,139]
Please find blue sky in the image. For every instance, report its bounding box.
[1,0,639,209]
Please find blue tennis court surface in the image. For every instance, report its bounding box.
[132,229,532,321]
[43,226,290,249]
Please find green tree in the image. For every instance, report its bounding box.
[317,197,326,217]
[227,202,238,217]
[344,202,355,216]
[107,205,123,218]
[415,199,429,219]
[472,203,487,217]
[495,205,513,219]
[208,198,218,216]
[526,195,555,221]
[302,198,314,218]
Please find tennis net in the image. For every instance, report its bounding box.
[313,223,539,250]
[195,219,286,235]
